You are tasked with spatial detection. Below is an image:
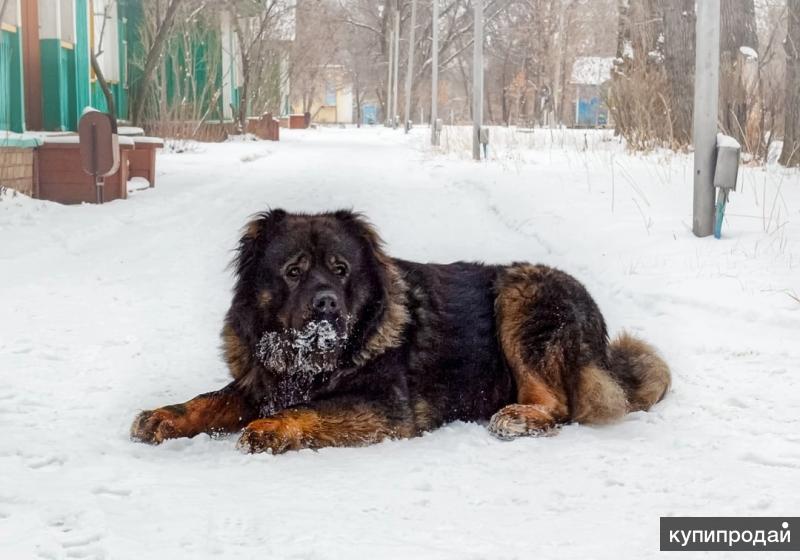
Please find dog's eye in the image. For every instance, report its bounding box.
[332,263,348,277]
[285,266,302,279]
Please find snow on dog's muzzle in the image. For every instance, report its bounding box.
[255,319,348,376]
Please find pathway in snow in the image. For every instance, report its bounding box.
[1,127,798,559]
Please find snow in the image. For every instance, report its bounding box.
[117,126,145,137]
[127,177,151,191]
[1,127,800,558]
[739,45,759,59]
[570,56,614,85]
[717,132,742,150]
[622,39,634,60]
[131,136,164,145]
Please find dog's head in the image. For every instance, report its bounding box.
[226,210,408,394]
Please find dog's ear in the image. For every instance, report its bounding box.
[333,210,410,365]
[233,208,288,277]
[332,210,387,257]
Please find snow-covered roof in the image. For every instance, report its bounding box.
[570,57,614,85]
[0,131,43,148]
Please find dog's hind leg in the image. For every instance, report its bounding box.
[489,265,574,439]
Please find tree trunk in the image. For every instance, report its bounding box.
[91,52,117,120]
[719,0,758,148]
[237,69,249,134]
[229,10,249,135]
[501,52,510,125]
[659,0,695,146]
[780,0,800,166]
[609,0,663,142]
[130,0,185,126]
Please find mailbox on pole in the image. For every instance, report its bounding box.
[78,110,120,204]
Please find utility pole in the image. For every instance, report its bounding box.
[403,0,418,133]
[692,0,720,237]
[431,0,439,144]
[472,0,483,160]
[386,29,394,126]
[392,7,400,128]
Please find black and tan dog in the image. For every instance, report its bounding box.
[131,210,670,453]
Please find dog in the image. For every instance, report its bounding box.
[131,209,670,453]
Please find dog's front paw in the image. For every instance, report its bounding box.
[130,407,183,444]
[236,418,300,454]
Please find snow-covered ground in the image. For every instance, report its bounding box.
[1,126,798,559]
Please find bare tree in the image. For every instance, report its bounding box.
[659,0,695,146]
[608,0,672,149]
[226,0,291,133]
[130,0,185,125]
[719,0,759,149]
[91,1,117,119]
[780,0,800,166]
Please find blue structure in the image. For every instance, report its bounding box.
[570,56,613,128]
[577,96,608,127]
[361,104,377,125]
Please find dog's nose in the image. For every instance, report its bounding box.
[312,291,339,314]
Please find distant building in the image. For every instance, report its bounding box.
[292,65,353,124]
[570,56,614,128]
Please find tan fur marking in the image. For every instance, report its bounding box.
[490,264,573,439]
[257,289,272,308]
[237,405,408,454]
[221,323,250,381]
[573,364,628,424]
[496,265,562,389]
[515,375,569,417]
[495,264,568,412]
[611,332,671,411]
[131,391,253,444]
[412,399,440,433]
[243,218,262,239]
[353,258,410,366]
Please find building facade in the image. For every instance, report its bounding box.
[1,1,279,134]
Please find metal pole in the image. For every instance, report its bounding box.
[403,0,418,133]
[431,0,439,145]
[392,8,400,128]
[386,29,394,126]
[692,0,720,237]
[472,0,483,160]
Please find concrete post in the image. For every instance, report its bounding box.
[692,0,721,237]
[403,0,418,133]
[472,0,483,160]
[431,0,439,144]
[386,29,394,126]
[392,8,400,128]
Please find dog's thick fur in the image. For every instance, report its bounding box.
[131,210,670,453]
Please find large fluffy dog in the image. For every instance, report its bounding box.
[131,210,670,453]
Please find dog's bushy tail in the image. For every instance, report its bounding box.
[573,332,671,424]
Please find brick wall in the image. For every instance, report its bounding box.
[0,148,36,197]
